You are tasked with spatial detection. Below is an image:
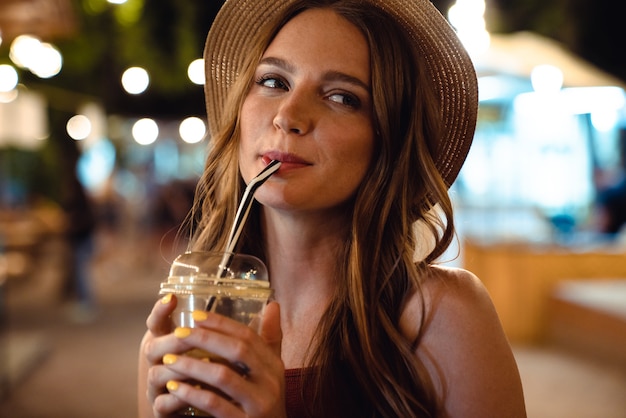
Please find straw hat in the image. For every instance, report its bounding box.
[204,0,478,187]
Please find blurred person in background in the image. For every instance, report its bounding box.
[58,138,98,322]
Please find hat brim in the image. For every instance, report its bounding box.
[204,0,478,187]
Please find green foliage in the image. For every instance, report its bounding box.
[0,0,220,116]
[54,0,209,93]
[0,146,53,204]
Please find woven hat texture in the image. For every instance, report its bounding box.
[204,0,478,187]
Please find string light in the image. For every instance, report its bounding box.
[187,58,205,85]
[132,118,159,145]
[0,65,18,92]
[121,67,150,94]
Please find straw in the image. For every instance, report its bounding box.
[217,159,282,276]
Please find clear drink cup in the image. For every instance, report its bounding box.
[159,251,272,417]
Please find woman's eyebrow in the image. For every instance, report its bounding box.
[323,70,370,92]
[258,56,370,92]
[258,56,296,73]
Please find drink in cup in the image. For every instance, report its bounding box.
[159,251,272,417]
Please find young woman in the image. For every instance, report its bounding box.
[138,1,527,417]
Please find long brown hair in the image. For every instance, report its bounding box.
[189,1,456,416]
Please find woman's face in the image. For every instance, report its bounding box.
[239,8,375,215]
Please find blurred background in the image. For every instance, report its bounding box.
[0,0,625,417]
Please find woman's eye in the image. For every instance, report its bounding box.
[328,92,361,109]
[256,76,288,90]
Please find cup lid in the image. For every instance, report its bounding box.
[167,251,269,283]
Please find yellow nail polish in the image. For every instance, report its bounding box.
[174,327,192,338]
[192,310,208,321]
[166,380,179,392]
[163,354,178,365]
[161,294,172,304]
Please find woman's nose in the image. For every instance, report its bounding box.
[272,89,313,135]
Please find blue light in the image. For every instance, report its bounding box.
[77,139,116,192]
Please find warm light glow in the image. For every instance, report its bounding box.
[121,67,150,94]
[531,64,563,93]
[132,118,159,145]
[66,115,92,140]
[107,0,127,4]
[179,117,206,143]
[448,0,490,56]
[0,90,49,149]
[30,43,63,78]
[9,35,62,78]
[0,65,19,92]
[187,58,205,85]
[0,89,19,103]
[9,35,42,69]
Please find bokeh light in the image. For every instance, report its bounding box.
[132,118,159,145]
[66,115,92,140]
[77,139,117,192]
[448,0,490,55]
[9,35,42,69]
[0,65,19,92]
[187,58,205,85]
[30,43,63,78]
[121,67,150,94]
[531,64,564,93]
[8,35,62,78]
[179,117,206,143]
[0,89,19,104]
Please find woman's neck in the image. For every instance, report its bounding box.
[260,207,346,331]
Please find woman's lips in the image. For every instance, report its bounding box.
[262,152,311,171]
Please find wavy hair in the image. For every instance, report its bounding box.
[188,1,456,416]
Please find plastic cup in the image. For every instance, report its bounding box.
[159,251,272,417]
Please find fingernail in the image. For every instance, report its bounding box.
[161,294,172,304]
[192,310,208,321]
[163,354,178,365]
[166,380,179,392]
[174,327,191,338]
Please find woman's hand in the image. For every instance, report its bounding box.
[141,296,285,418]
[139,293,187,417]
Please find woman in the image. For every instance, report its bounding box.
[139,1,527,417]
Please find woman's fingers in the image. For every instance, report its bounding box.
[176,312,280,378]
[156,353,251,418]
[146,293,177,336]
[142,328,192,365]
[147,303,286,417]
[160,312,286,417]
[163,379,247,418]
[157,357,285,417]
[152,389,190,418]
[160,352,251,392]
[146,363,187,404]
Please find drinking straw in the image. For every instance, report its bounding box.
[218,159,282,276]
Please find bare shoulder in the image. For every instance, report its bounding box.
[402,265,496,338]
[403,265,527,417]
[421,265,495,317]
